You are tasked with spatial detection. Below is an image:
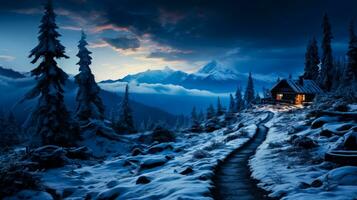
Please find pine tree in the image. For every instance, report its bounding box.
[319,14,334,91]
[332,58,344,90]
[198,110,205,122]
[190,106,201,132]
[225,94,236,122]
[22,0,78,146]
[228,94,235,113]
[303,37,320,80]
[343,21,357,88]
[262,87,271,98]
[0,111,21,148]
[216,97,225,116]
[146,117,154,131]
[114,85,136,134]
[235,86,244,112]
[254,93,261,104]
[206,104,215,120]
[191,106,198,124]
[75,31,105,123]
[244,72,255,106]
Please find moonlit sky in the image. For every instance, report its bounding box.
[0,0,356,81]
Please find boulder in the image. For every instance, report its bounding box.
[180,167,193,175]
[0,165,42,199]
[344,132,357,150]
[298,182,310,189]
[152,126,176,143]
[30,145,67,169]
[136,176,151,184]
[311,116,338,129]
[147,143,173,154]
[131,148,144,156]
[193,149,211,159]
[140,157,168,170]
[311,179,323,187]
[66,146,92,160]
[319,129,334,138]
[291,136,317,149]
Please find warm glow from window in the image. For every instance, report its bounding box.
[277,94,283,100]
[302,94,305,101]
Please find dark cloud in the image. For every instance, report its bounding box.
[1,0,357,75]
[103,36,140,50]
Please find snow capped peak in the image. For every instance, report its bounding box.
[163,66,174,72]
[197,60,218,74]
[195,60,239,80]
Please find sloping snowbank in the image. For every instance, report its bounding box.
[250,105,357,200]
[6,111,267,200]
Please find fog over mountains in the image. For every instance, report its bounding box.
[101,61,274,93]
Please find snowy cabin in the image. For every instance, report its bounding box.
[270,78,323,105]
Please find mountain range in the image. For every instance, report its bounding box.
[101,60,274,93]
[0,66,180,126]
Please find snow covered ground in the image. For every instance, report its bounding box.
[6,111,267,200]
[250,105,357,200]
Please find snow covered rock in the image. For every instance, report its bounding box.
[139,156,168,170]
[192,149,211,159]
[0,165,42,199]
[311,116,339,129]
[204,118,221,132]
[319,129,334,137]
[66,146,92,160]
[312,166,357,190]
[147,143,173,154]
[180,166,194,175]
[131,148,144,156]
[136,176,151,184]
[291,136,317,149]
[30,145,67,169]
[150,126,176,143]
[344,132,357,150]
[4,190,53,200]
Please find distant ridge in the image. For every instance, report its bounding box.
[0,66,25,79]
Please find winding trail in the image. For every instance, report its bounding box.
[213,112,274,200]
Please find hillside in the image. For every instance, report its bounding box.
[0,74,180,126]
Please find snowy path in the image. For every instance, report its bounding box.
[213,112,274,200]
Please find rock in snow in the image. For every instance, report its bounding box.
[136,176,151,184]
[139,156,168,170]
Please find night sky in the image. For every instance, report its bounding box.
[0,0,356,81]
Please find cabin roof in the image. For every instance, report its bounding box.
[271,79,323,94]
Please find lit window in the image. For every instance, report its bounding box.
[277,94,283,100]
[302,94,305,101]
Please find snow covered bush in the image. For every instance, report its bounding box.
[0,161,42,199]
[204,140,225,151]
[192,149,211,159]
[151,125,176,143]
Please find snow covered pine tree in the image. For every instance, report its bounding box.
[23,0,78,146]
[244,72,255,107]
[225,94,236,123]
[320,14,334,91]
[114,85,136,134]
[190,106,201,132]
[342,20,357,95]
[235,86,244,112]
[303,37,320,81]
[216,97,225,116]
[75,31,105,123]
